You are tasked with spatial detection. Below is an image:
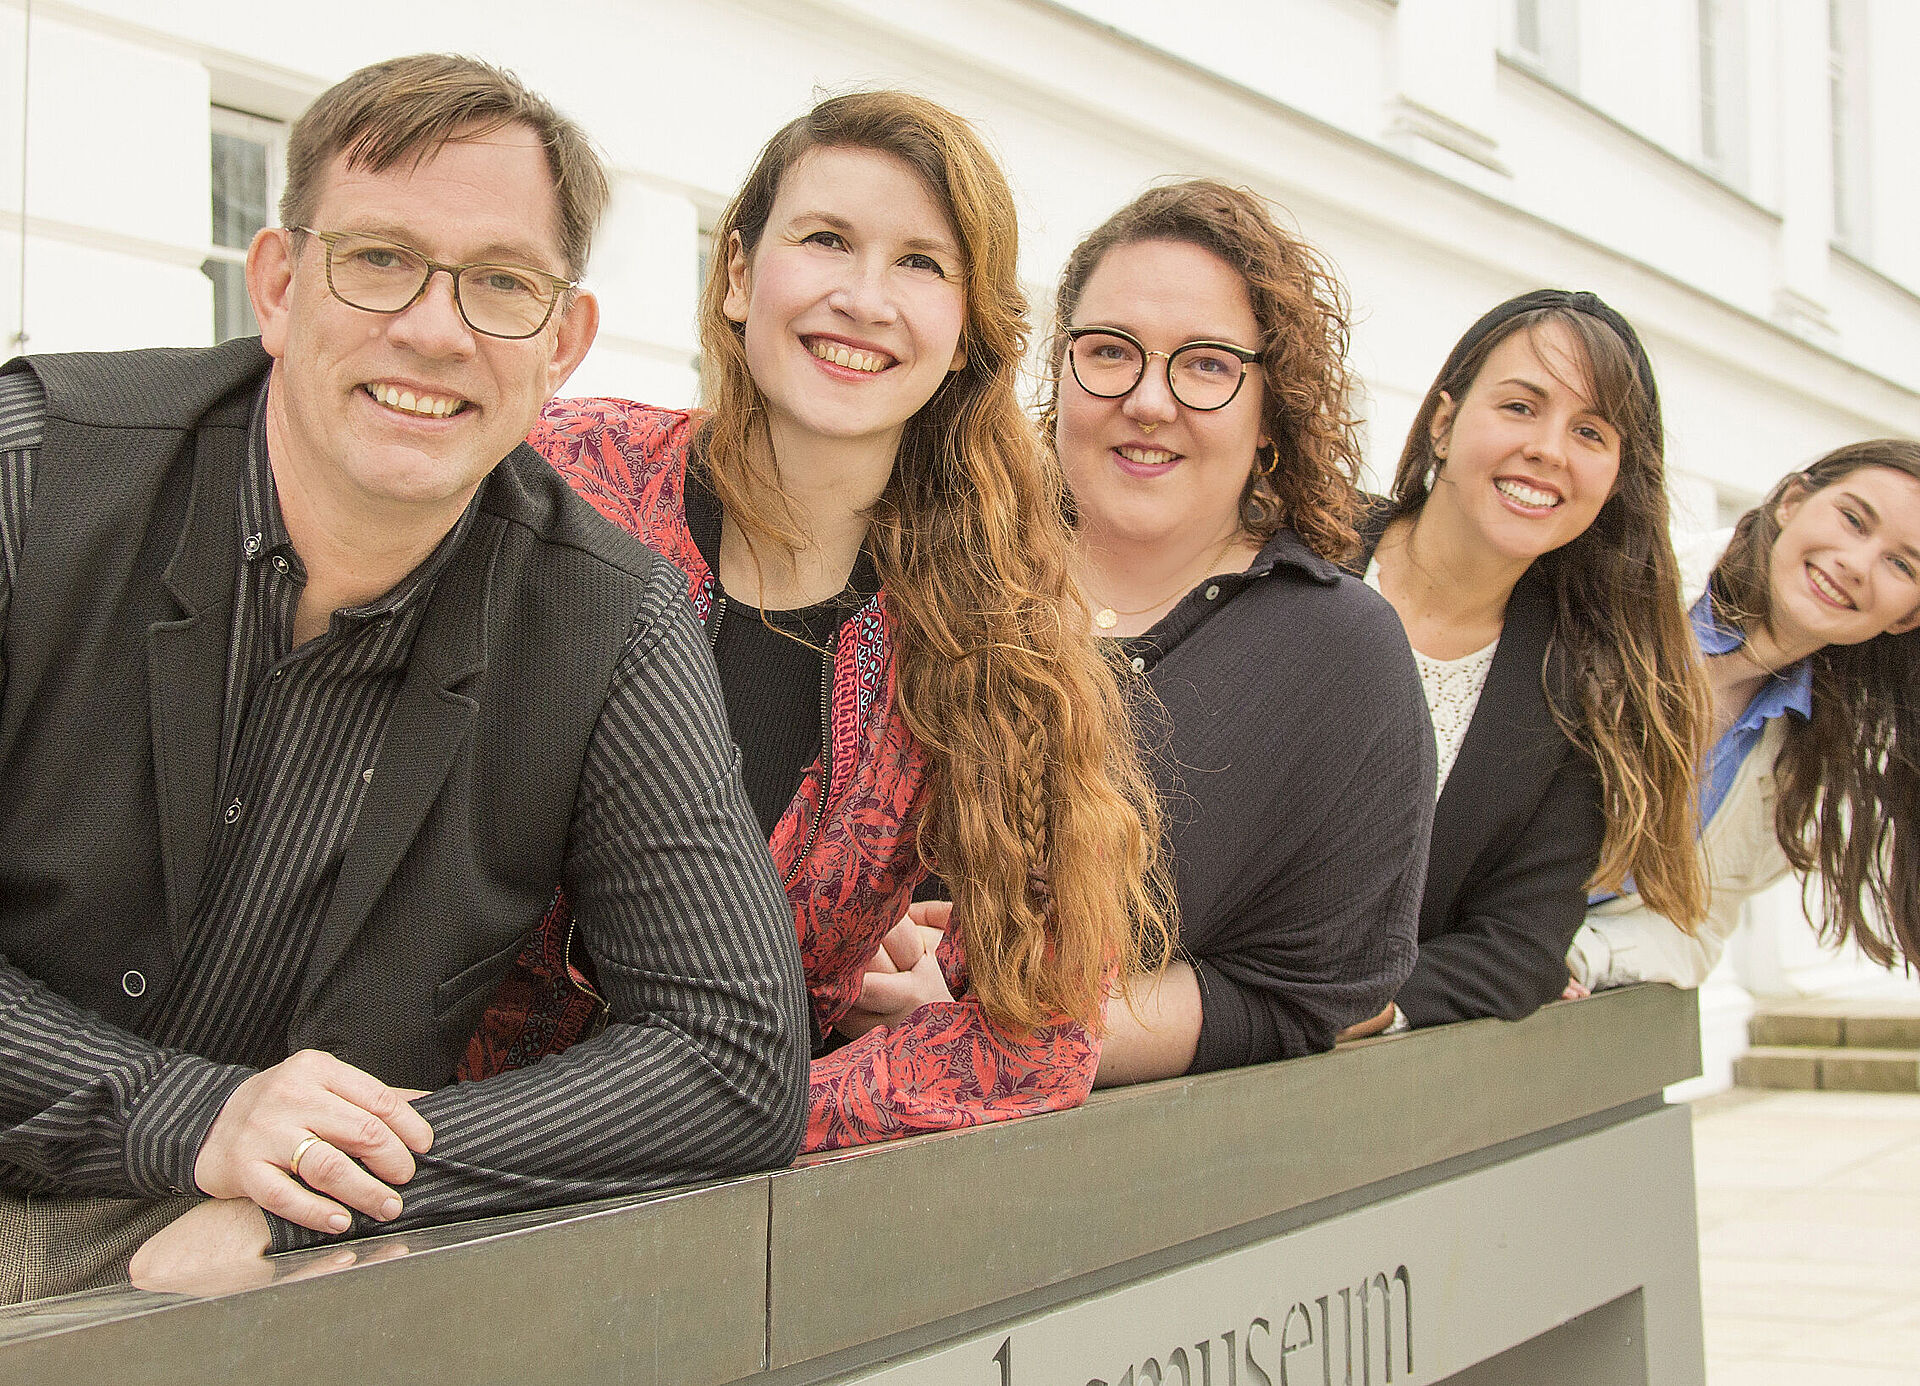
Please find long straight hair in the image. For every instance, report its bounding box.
[1392,294,1711,927]
[1711,440,1920,965]
[695,91,1170,1030]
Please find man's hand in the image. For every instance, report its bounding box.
[129,1199,412,1297]
[836,903,955,1040]
[128,1199,278,1295]
[194,1050,433,1235]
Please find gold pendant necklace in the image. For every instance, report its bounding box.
[1090,533,1242,632]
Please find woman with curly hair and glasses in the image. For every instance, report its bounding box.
[1572,439,1920,991]
[462,90,1169,1151]
[1347,290,1711,1034]
[1026,180,1434,1082]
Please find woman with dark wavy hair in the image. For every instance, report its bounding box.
[1572,439,1920,989]
[1347,290,1711,1033]
[464,90,1169,1150]
[1037,180,1434,1081]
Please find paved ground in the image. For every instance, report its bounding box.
[1694,1087,1920,1384]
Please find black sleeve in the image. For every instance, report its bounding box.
[1186,716,1432,1068]
[1391,747,1606,1027]
[1172,579,1436,1073]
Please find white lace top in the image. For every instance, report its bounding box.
[1365,559,1499,798]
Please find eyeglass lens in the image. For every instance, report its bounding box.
[322,233,559,338]
[1068,331,1248,410]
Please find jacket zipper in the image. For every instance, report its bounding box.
[707,589,833,890]
[784,631,835,889]
[562,910,609,1031]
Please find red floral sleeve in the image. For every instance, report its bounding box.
[467,396,1104,1155]
[804,1003,1098,1153]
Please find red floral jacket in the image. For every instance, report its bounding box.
[460,399,1098,1151]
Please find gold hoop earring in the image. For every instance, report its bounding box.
[1257,441,1280,477]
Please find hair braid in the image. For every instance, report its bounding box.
[696,90,1171,1033]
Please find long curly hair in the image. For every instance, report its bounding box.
[1044,179,1364,564]
[1392,291,1711,927]
[694,90,1170,1032]
[1710,440,1920,966]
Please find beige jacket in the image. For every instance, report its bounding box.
[1567,716,1792,990]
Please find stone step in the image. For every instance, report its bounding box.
[1748,999,1920,1049]
[1734,1044,1920,1093]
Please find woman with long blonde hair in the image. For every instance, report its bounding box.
[465,90,1166,1149]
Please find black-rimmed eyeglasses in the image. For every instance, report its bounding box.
[290,227,577,340]
[1065,326,1263,411]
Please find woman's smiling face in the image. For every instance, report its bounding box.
[723,144,967,462]
[1422,319,1622,566]
[1766,464,1920,653]
[1055,238,1267,553]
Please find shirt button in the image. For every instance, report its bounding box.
[271,669,285,681]
[224,799,243,824]
[1129,656,1147,674]
[121,970,146,998]
[243,533,261,557]
[272,555,291,575]
[1204,584,1221,600]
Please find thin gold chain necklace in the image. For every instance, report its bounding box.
[1087,532,1242,632]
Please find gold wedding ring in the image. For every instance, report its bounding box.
[289,1134,323,1183]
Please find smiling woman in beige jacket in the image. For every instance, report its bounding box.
[1571,439,1920,991]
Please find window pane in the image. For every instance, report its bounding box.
[203,257,258,342]
[211,131,270,251]
[208,125,274,343]
[1514,0,1542,56]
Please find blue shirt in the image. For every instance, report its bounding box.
[1690,591,1812,827]
[1587,592,1811,906]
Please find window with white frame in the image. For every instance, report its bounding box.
[1828,0,1871,255]
[1697,0,1749,187]
[1506,0,1579,88]
[202,107,286,344]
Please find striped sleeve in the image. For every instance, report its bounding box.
[0,366,47,695]
[0,947,256,1196]
[270,559,810,1249]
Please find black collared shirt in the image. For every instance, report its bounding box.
[151,386,478,1067]
[1108,527,1436,1069]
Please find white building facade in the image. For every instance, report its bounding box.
[4,0,1917,1086]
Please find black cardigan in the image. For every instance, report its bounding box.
[1125,528,1434,1068]
[1353,509,1606,1026]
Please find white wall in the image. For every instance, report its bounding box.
[7,0,1916,499]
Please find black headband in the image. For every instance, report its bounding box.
[1440,288,1660,412]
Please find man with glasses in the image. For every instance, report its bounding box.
[0,54,807,1300]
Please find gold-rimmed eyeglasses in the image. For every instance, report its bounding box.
[289,227,577,340]
[1065,326,1263,412]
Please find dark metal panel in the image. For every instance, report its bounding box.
[0,1177,771,1386]
[765,984,1697,1367]
[0,986,1698,1383]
